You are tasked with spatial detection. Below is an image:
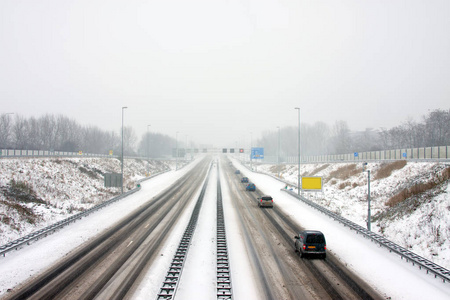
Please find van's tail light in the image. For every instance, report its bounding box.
[324,245,327,250]
[302,244,306,250]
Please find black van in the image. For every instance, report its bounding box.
[294,230,326,258]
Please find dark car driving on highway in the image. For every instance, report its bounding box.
[241,177,249,183]
[294,230,326,258]
[235,170,240,174]
[245,183,256,191]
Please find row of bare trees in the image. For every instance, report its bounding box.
[2,109,448,157]
[0,114,176,157]
[379,109,450,150]
[258,109,450,157]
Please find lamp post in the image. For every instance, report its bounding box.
[176,131,179,170]
[295,107,301,196]
[277,126,280,178]
[121,107,127,194]
[147,124,151,175]
[362,162,371,231]
[2,113,14,151]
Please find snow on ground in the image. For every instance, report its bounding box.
[132,161,206,299]
[0,156,449,299]
[0,157,197,297]
[231,158,450,300]
[175,164,217,299]
[219,163,261,300]
[253,160,450,270]
[0,157,176,245]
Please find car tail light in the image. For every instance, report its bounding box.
[324,245,327,250]
[302,244,306,250]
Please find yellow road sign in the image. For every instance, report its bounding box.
[302,177,323,192]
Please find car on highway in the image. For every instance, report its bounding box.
[241,177,249,183]
[235,170,240,174]
[245,183,256,191]
[258,195,273,208]
[294,230,326,258]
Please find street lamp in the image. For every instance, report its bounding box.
[363,162,371,231]
[295,107,301,196]
[121,107,127,194]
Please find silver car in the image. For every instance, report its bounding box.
[258,195,273,208]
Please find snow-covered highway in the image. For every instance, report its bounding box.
[0,156,449,299]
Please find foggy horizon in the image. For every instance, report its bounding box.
[1,0,449,148]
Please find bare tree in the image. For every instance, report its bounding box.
[331,120,351,154]
[55,115,81,151]
[137,132,175,158]
[424,109,450,146]
[12,115,29,149]
[38,114,56,150]
[0,114,14,148]
[123,126,137,156]
[80,126,109,154]
[282,126,298,156]
[27,117,43,149]
[304,122,330,155]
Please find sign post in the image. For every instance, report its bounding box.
[251,147,264,159]
[301,177,323,192]
[250,147,264,171]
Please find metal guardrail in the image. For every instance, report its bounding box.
[0,170,170,257]
[157,164,212,300]
[216,165,232,300]
[0,148,191,162]
[0,149,112,158]
[282,189,450,283]
[234,159,450,283]
[236,145,450,164]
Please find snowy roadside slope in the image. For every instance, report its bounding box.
[0,157,173,245]
[233,159,450,300]
[255,161,450,269]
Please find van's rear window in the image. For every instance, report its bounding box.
[306,235,325,243]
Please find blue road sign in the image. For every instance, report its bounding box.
[251,147,264,159]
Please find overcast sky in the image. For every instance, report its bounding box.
[1,0,449,148]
